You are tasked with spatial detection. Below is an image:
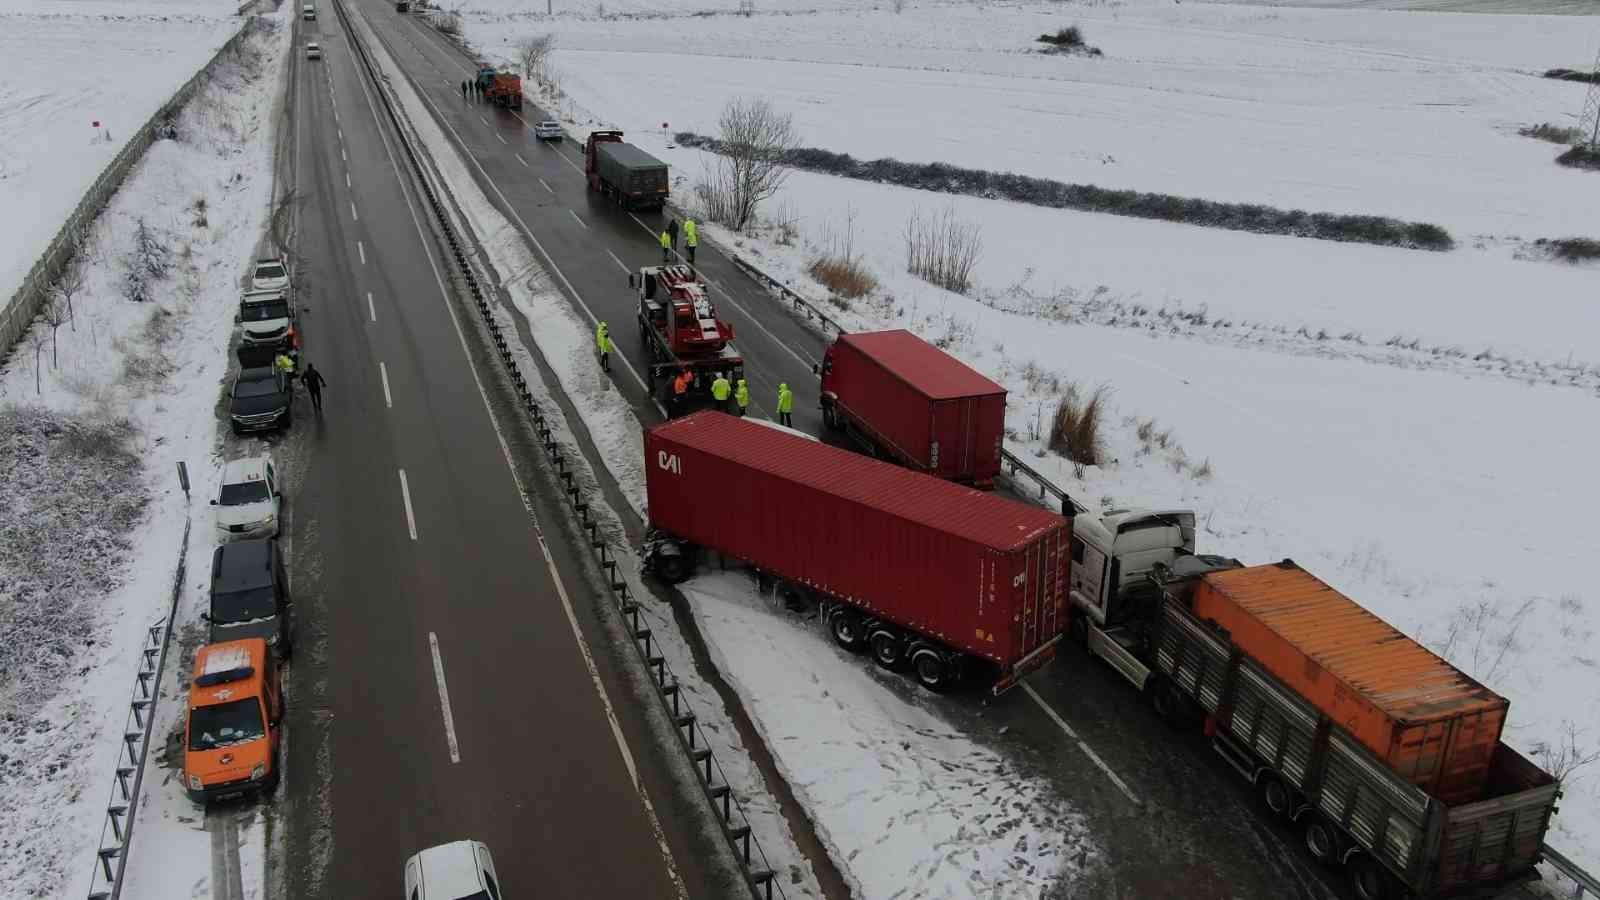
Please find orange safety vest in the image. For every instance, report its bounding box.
[673,374,690,395]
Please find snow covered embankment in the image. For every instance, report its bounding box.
[0,10,290,899]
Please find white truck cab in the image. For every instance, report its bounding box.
[1069,508,1203,690]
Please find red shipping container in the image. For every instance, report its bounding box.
[819,330,1006,487]
[645,412,1069,683]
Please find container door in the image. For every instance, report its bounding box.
[956,398,977,481]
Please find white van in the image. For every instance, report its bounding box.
[301,4,315,19]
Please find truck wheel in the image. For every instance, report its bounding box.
[1302,813,1343,866]
[1347,854,1395,900]
[869,628,905,671]
[829,609,866,652]
[910,647,953,693]
[655,552,690,584]
[1258,773,1292,819]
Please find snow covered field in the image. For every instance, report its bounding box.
[0,7,288,896]
[0,0,248,302]
[453,0,1600,878]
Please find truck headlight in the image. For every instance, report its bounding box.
[188,773,203,791]
[250,764,266,781]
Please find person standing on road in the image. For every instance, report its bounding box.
[671,368,692,417]
[776,382,794,427]
[659,229,673,264]
[683,217,698,266]
[711,372,731,414]
[734,377,749,417]
[665,217,679,251]
[596,320,613,373]
[301,363,328,414]
[461,80,468,99]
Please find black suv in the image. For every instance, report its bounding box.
[206,539,293,656]
[229,366,292,435]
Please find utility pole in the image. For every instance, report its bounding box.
[1579,43,1600,147]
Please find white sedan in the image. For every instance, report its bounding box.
[405,840,502,900]
[213,455,282,539]
[532,120,562,141]
[305,42,322,60]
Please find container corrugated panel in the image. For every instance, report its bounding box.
[830,331,1005,485]
[1192,561,1508,803]
[645,412,1068,668]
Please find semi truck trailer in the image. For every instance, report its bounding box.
[584,131,669,210]
[816,329,1006,488]
[643,411,1071,693]
[1066,516,1559,900]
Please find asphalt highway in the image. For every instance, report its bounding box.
[273,7,740,897]
[338,4,1380,897]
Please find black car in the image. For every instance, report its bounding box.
[205,539,292,655]
[230,366,291,434]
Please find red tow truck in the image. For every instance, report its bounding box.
[629,265,743,410]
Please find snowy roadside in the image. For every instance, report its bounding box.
[0,0,247,302]
[380,13,1100,899]
[0,7,290,898]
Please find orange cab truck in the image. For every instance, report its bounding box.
[183,638,284,803]
[1066,516,1559,900]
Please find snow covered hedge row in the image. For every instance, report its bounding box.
[675,133,1455,251]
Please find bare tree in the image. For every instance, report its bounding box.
[706,98,796,231]
[49,251,86,332]
[31,331,46,395]
[40,296,67,368]
[1530,720,1600,783]
[517,34,555,80]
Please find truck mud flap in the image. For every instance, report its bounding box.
[993,634,1063,695]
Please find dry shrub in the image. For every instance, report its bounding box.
[808,258,876,299]
[905,204,982,294]
[1049,382,1109,465]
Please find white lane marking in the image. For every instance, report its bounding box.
[357,240,366,264]
[367,291,376,321]
[515,153,528,168]
[628,211,820,369]
[350,200,360,222]
[403,72,663,414]
[341,147,347,162]
[1021,682,1142,806]
[379,361,393,408]
[338,127,343,142]
[546,140,584,175]
[537,177,553,194]
[495,132,507,144]
[398,468,418,540]
[428,632,462,764]
[341,29,683,888]
[605,249,629,274]
[567,209,588,230]
[478,115,488,126]
[346,172,351,187]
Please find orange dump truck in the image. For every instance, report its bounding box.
[1136,558,1558,900]
[1070,529,1560,900]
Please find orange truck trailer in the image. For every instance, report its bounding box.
[1067,521,1559,900]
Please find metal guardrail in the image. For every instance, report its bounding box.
[0,18,260,360]
[723,253,1086,517]
[334,3,783,895]
[85,516,191,900]
[1546,844,1600,899]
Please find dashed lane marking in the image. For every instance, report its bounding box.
[1021,682,1142,807]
